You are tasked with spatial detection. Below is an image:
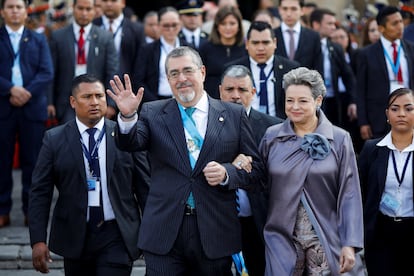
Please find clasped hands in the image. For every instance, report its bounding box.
[10,86,31,107]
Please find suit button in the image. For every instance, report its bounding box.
[190,178,195,182]
[180,200,185,204]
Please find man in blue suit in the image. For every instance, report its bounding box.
[0,0,53,227]
[108,46,264,275]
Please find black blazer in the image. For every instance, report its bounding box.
[136,39,188,102]
[356,40,414,137]
[274,26,323,74]
[226,55,299,119]
[29,119,149,260]
[93,17,145,82]
[178,29,209,50]
[116,97,265,259]
[358,138,414,246]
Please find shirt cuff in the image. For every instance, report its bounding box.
[117,113,138,134]
[220,171,229,186]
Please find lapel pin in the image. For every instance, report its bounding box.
[111,131,115,137]
[278,64,283,69]
[219,117,224,122]
[24,37,28,42]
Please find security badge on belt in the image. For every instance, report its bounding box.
[87,176,100,207]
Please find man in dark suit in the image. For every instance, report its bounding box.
[93,0,145,96]
[136,6,188,103]
[357,6,414,140]
[0,0,53,227]
[226,21,299,119]
[48,0,118,124]
[108,46,264,275]
[309,8,357,129]
[29,74,149,275]
[219,64,281,276]
[274,0,322,74]
[176,0,208,50]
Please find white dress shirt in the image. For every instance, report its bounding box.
[76,117,115,221]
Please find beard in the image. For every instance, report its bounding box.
[176,81,196,103]
[177,90,196,103]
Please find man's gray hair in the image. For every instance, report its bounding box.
[283,67,326,99]
[165,46,203,74]
[221,65,254,85]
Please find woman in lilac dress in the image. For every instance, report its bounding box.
[259,67,365,276]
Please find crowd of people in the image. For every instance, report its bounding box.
[1,0,414,275]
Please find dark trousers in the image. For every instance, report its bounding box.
[144,214,233,276]
[0,110,45,215]
[239,216,265,276]
[64,221,133,276]
[365,213,414,276]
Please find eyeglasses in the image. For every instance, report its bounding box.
[168,67,199,79]
[161,23,179,29]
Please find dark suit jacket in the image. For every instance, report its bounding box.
[356,40,414,137]
[247,108,282,240]
[136,39,188,103]
[28,119,149,260]
[93,17,144,82]
[0,26,53,121]
[48,24,118,122]
[116,97,264,259]
[226,55,299,119]
[274,26,323,74]
[357,138,414,246]
[178,29,208,50]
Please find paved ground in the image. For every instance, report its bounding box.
[0,170,146,276]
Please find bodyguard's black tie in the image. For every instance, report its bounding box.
[258,63,269,114]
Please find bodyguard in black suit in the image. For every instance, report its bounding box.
[108,46,264,275]
[310,8,357,128]
[93,0,145,88]
[226,21,299,119]
[29,75,149,275]
[219,64,282,276]
[357,6,414,140]
[274,0,322,74]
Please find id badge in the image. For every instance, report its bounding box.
[390,81,404,93]
[380,193,400,214]
[258,105,267,114]
[87,177,100,207]
[75,64,87,76]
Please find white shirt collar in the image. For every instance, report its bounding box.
[160,36,180,49]
[192,91,209,113]
[281,21,301,34]
[76,117,105,135]
[182,27,200,38]
[380,35,401,48]
[5,25,24,36]
[377,131,414,152]
[102,13,124,31]
[249,55,274,68]
[73,22,93,39]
